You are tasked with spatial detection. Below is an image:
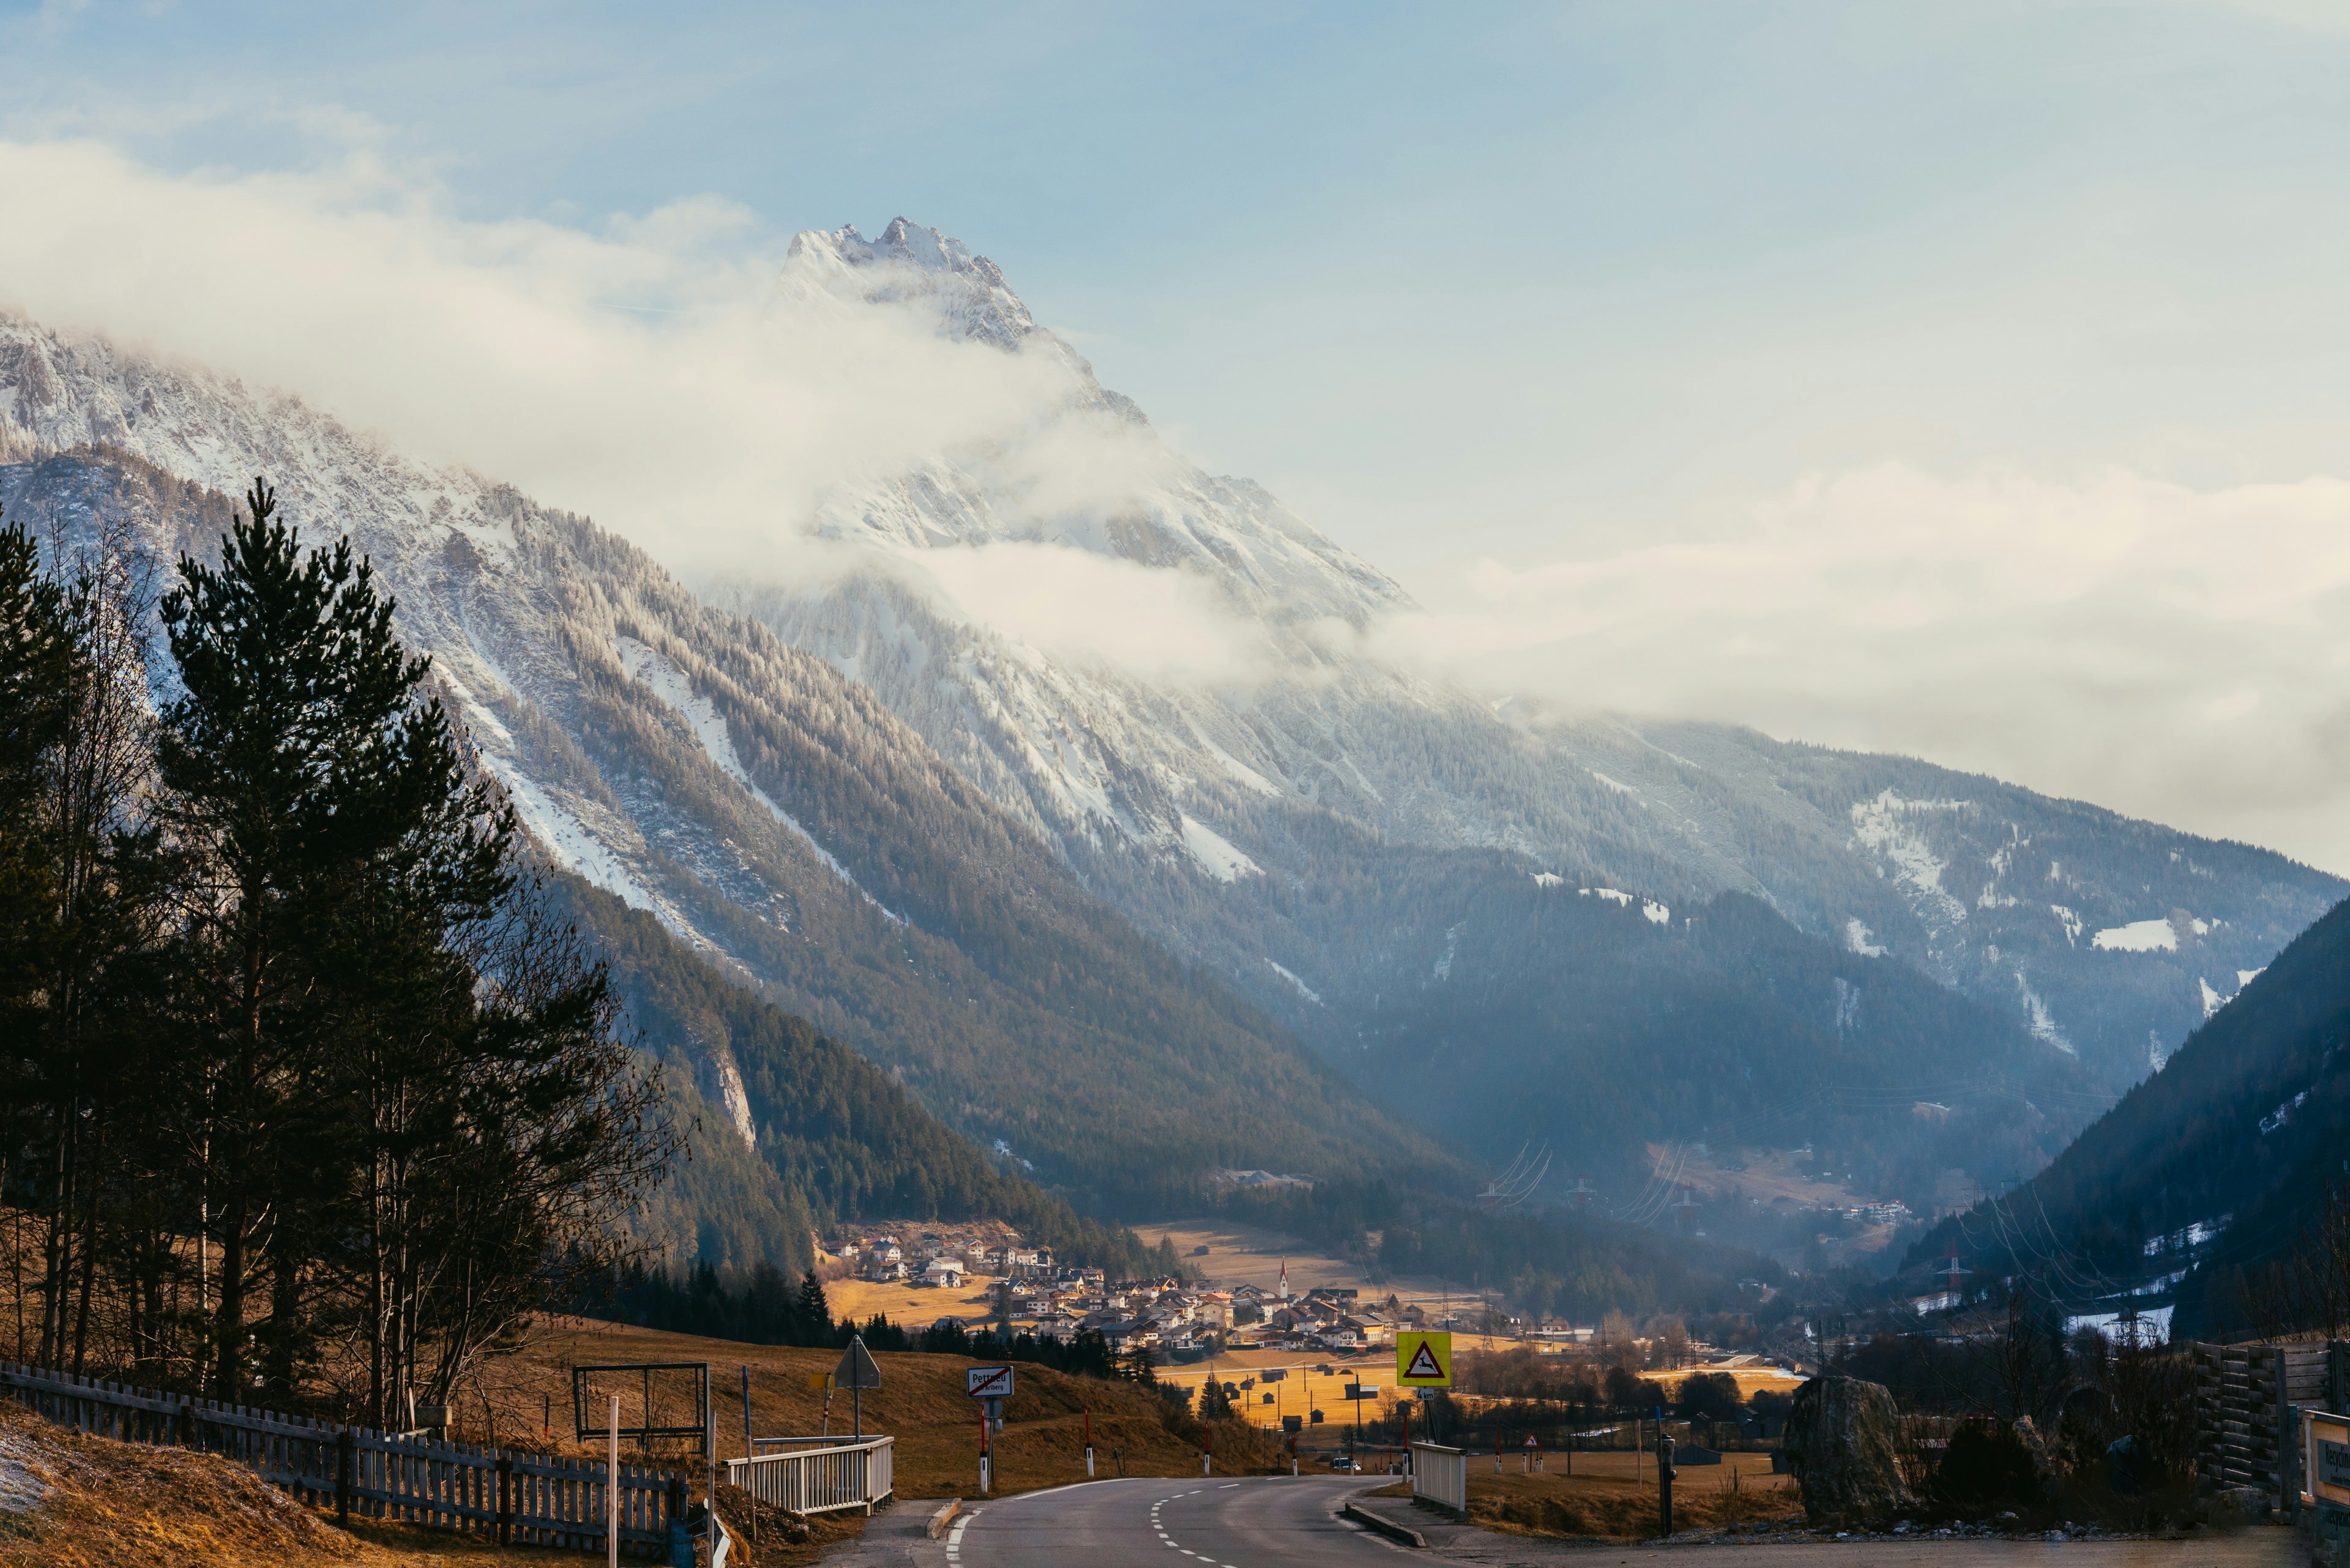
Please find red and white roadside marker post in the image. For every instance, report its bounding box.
[1083,1405,1094,1479]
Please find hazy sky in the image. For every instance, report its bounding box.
[6,1,2350,870]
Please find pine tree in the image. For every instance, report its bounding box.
[797,1270,833,1346]
[0,513,74,1019]
[154,479,668,1408]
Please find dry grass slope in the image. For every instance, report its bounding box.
[1375,1461,1799,1543]
[482,1320,1286,1495]
[0,1403,601,1568]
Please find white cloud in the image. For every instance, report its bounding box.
[898,540,1281,687]
[5,134,2350,873]
[0,137,1113,583]
[1369,462,2350,872]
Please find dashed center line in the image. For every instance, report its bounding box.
[1149,1485,1248,1568]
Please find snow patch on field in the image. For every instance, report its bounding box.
[1643,898,1671,925]
[2093,917,2177,952]
[1180,815,1261,881]
[1845,919,1887,957]
[0,1430,48,1513]
[2014,972,2074,1055]
[2239,968,2266,988]
[496,763,660,915]
[2200,977,2225,1018]
[1584,887,1633,906]
[2261,1089,2310,1135]
[1432,924,1461,981]
[1833,977,1860,1034]
[616,635,898,917]
[1267,960,1322,1006]
[2050,905,2082,945]
[1531,871,1564,889]
[1849,790,1969,930]
[2066,1305,2171,1346]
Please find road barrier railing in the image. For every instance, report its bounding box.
[726,1435,893,1515]
[0,1359,682,1557]
[1410,1440,1467,1517]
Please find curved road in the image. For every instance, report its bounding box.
[941,1476,1392,1568]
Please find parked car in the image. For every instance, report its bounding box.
[1327,1455,1356,1472]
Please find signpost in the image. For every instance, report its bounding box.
[967,1364,1013,1433]
[834,1336,882,1441]
[2313,1412,2350,1497]
[2306,1407,2350,1534]
[1397,1332,1453,1389]
[968,1364,1013,1493]
[1345,1383,1381,1447]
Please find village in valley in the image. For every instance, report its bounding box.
[829,1219,1433,1358]
[820,1217,1808,1378]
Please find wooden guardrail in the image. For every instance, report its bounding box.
[725,1435,893,1515]
[0,1361,684,1557]
[2188,1339,2335,1518]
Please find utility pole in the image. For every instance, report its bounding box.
[1658,1432,1676,1538]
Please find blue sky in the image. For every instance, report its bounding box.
[8,1,2350,865]
[10,1,2347,562]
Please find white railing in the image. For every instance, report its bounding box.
[725,1435,893,1517]
[1411,1441,1466,1516]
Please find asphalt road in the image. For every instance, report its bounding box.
[940,1476,1387,1568]
[834,1479,2302,1568]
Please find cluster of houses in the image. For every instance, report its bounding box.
[843,1221,1053,1290]
[840,1222,1502,1359]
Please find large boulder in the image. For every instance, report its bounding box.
[1783,1376,1915,1524]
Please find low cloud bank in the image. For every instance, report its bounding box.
[1371,463,2350,872]
[3,136,2347,869]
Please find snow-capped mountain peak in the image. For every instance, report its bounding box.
[784,217,1038,353]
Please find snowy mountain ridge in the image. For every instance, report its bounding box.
[711,227,2345,1113]
[2,215,2341,1201]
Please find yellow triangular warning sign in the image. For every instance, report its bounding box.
[1404,1341,1444,1381]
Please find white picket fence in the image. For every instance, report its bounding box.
[1411,1440,1467,1515]
[725,1435,893,1515]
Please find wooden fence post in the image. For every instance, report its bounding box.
[497,1454,513,1545]
[2282,1351,2299,1523]
[337,1428,354,1525]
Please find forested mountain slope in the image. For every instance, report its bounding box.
[4,240,2336,1226]
[1914,892,2350,1334]
[1346,878,2103,1218]
[556,875,1177,1279]
[0,433,1445,1212]
[740,222,2342,1132]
